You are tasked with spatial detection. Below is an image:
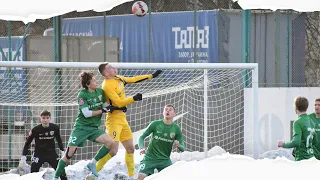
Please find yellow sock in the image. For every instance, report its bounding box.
[125,152,134,177]
[96,153,112,172]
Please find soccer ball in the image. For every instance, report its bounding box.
[132,1,148,17]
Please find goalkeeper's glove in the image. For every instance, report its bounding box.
[102,105,128,113]
[18,156,28,169]
[133,93,142,101]
[102,105,115,113]
[152,70,162,78]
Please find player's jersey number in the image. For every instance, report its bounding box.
[306,128,315,154]
[68,136,77,144]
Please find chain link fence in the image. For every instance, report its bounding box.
[0,1,318,88]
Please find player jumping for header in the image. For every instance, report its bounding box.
[19,110,67,180]
[137,104,185,180]
[94,62,162,179]
[53,71,124,179]
[278,96,316,161]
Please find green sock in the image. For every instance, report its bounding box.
[94,145,110,161]
[54,159,67,178]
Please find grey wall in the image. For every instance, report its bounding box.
[222,11,303,87]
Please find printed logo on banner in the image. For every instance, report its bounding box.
[172,26,210,62]
[61,11,220,63]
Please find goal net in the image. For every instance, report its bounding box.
[0,61,259,170]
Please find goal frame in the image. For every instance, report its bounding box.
[0,61,259,159]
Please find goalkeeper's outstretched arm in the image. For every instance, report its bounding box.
[121,70,162,84]
[103,85,134,107]
[102,84,142,108]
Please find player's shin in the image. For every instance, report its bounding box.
[96,153,112,172]
[125,152,135,177]
[93,145,111,162]
[54,159,68,178]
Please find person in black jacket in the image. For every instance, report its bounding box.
[19,110,67,180]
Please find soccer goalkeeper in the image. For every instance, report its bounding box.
[95,63,162,179]
[277,96,316,161]
[137,104,185,180]
[19,110,67,180]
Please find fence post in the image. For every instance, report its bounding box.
[242,10,251,87]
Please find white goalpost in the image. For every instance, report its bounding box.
[0,61,259,171]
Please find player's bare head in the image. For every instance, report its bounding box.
[79,71,97,90]
[163,104,176,119]
[40,110,51,127]
[314,98,320,114]
[40,110,51,117]
[98,63,108,76]
[98,62,117,78]
[294,96,308,113]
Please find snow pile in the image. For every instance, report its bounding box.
[259,149,294,160]
[0,146,306,180]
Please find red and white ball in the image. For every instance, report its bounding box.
[132,1,148,17]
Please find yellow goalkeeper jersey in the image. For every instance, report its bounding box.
[101,74,152,117]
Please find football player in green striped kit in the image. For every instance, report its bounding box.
[53,71,125,179]
[137,104,185,180]
[278,96,316,161]
[308,98,320,160]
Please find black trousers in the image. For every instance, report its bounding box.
[31,153,67,180]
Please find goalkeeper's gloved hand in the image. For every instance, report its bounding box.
[102,105,127,113]
[102,105,115,113]
[133,93,142,101]
[152,70,162,78]
[18,156,28,169]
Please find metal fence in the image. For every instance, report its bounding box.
[0,4,317,87]
[0,3,317,87]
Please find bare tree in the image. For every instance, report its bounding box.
[305,12,320,87]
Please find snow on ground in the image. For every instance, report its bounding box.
[258,148,294,160]
[144,152,320,180]
[0,146,314,180]
[64,146,228,180]
[0,169,46,180]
